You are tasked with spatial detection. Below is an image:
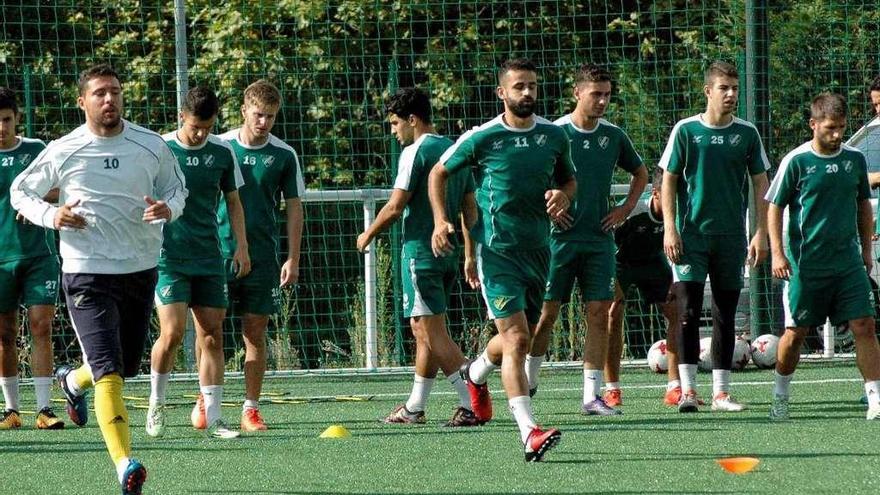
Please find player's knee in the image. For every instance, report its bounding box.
[242,324,267,347]
[850,318,877,339]
[503,331,531,356]
[200,332,222,352]
[29,318,53,340]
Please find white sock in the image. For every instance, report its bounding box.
[115,457,131,484]
[243,399,259,411]
[468,350,498,385]
[605,381,621,391]
[0,376,19,411]
[149,369,169,406]
[201,385,223,426]
[583,369,602,403]
[508,395,537,444]
[525,354,544,390]
[448,373,471,410]
[774,371,793,398]
[865,380,880,408]
[679,364,698,394]
[33,376,53,411]
[405,374,434,413]
[667,379,681,391]
[712,369,731,397]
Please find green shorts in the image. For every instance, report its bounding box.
[617,258,672,305]
[401,249,457,318]
[476,244,549,324]
[226,258,281,315]
[673,232,746,290]
[784,266,873,327]
[545,239,615,303]
[0,255,59,312]
[155,257,228,308]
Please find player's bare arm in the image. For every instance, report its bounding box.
[226,189,251,279]
[280,197,303,286]
[603,164,648,231]
[356,188,412,253]
[428,162,454,257]
[747,172,770,267]
[858,197,874,272]
[767,203,790,280]
[661,170,682,263]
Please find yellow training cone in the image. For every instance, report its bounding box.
[320,425,352,439]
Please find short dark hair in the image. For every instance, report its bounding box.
[575,64,612,86]
[705,60,738,85]
[243,79,281,108]
[0,87,18,114]
[385,87,432,124]
[811,92,847,120]
[652,167,664,192]
[498,58,537,83]
[870,75,880,93]
[182,86,220,120]
[78,64,120,95]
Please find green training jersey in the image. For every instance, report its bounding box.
[614,191,665,265]
[767,142,870,275]
[161,133,243,260]
[552,116,643,243]
[441,114,576,250]
[0,137,55,261]
[658,115,770,236]
[393,133,474,257]
[217,129,305,261]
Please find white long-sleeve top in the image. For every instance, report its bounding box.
[10,120,188,274]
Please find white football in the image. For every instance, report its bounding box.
[698,337,713,371]
[646,339,669,373]
[731,336,752,370]
[750,334,779,369]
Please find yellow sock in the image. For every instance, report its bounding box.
[73,364,94,391]
[94,374,131,466]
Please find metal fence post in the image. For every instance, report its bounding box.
[363,191,379,370]
[173,0,189,114]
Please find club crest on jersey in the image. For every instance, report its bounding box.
[534,134,547,147]
[493,139,503,150]
[844,160,853,173]
[20,154,31,164]
[402,293,410,309]
[262,155,276,167]
[160,286,172,298]
[598,136,609,149]
[678,264,691,275]
[493,295,513,311]
[806,165,817,175]
[203,154,215,168]
[692,136,703,144]
[729,134,742,147]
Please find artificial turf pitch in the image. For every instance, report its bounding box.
[2,361,878,494]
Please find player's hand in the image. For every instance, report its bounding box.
[663,228,683,264]
[771,252,792,280]
[54,198,87,230]
[356,232,372,253]
[863,248,874,273]
[431,221,455,258]
[280,258,299,286]
[552,212,574,231]
[545,189,571,222]
[464,257,481,290]
[15,212,31,225]
[143,196,171,224]
[232,245,251,279]
[747,232,769,268]
[602,206,630,232]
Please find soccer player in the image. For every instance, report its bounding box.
[660,61,770,413]
[525,64,647,415]
[146,87,248,439]
[356,88,480,426]
[603,169,683,407]
[429,58,576,461]
[767,92,880,421]
[0,87,64,430]
[216,80,304,431]
[11,64,187,494]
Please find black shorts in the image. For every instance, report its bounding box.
[62,268,158,381]
[617,260,672,305]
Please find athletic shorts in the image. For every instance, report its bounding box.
[617,258,673,305]
[0,255,60,312]
[476,244,549,324]
[401,249,457,318]
[545,238,615,303]
[226,258,281,316]
[784,266,873,328]
[673,232,746,290]
[63,268,158,381]
[155,257,228,308]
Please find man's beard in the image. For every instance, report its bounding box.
[508,98,535,118]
